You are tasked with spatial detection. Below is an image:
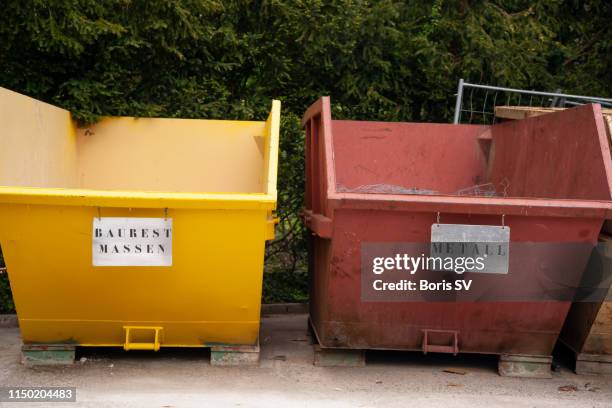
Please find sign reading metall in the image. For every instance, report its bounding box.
[430,223,510,274]
[92,217,172,266]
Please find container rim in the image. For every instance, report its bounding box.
[330,191,612,218]
[0,186,276,210]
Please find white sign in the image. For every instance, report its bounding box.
[430,223,510,274]
[92,217,172,266]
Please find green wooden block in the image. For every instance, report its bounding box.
[313,346,365,367]
[498,354,552,378]
[210,344,260,366]
[21,345,75,366]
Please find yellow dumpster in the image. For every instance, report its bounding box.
[0,87,280,365]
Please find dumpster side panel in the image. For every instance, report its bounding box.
[489,103,612,201]
[0,203,267,346]
[0,87,78,189]
[303,98,336,343]
[311,208,599,354]
[262,100,281,239]
[308,234,333,342]
[263,100,281,197]
[304,97,334,219]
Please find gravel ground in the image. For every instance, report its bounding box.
[0,314,610,407]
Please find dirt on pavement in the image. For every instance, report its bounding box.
[0,314,610,407]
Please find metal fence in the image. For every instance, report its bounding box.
[453,79,612,125]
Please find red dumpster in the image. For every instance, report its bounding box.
[302,97,612,377]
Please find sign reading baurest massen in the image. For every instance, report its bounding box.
[92,217,172,266]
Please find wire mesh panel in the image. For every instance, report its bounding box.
[453,79,612,125]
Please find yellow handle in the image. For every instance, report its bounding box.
[265,213,279,241]
[123,326,163,352]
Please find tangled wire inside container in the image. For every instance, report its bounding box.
[336,182,501,197]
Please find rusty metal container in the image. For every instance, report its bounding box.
[302,97,612,377]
